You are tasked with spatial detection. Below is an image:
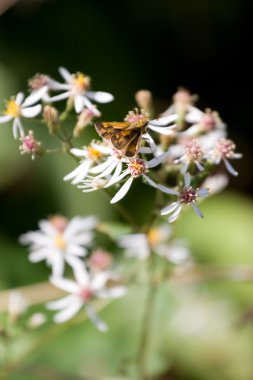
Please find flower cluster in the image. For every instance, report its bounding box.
[20,215,126,331]
[1,69,242,335]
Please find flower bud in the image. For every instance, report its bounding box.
[43,105,59,134]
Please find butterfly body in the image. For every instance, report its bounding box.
[95,120,148,157]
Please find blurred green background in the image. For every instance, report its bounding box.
[1,0,253,379]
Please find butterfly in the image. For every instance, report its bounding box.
[94,119,148,157]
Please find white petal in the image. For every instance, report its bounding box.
[50,277,80,294]
[59,67,72,83]
[47,92,71,103]
[184,172,191,187]
[53,300,83,323]
[157,184,179,195]
[185,106,203,123]
[141,133,157,153]
[50,253,65,278]
[98,286,127,299]
[47,295,77,310]
[104,162,125,188]
[64,216,97,237]
[21,104,42,118]
[191,203,203,218]
[87,91,114,103]
[13,118,24,139]
[148,124,176,135]
[168,204,183,223]
[66,244,86,257]
[110,176,134,204]
[91,272,111,290]
[147,151,169,168]
[195,161,204,171]
[22,87,48,107]
[86,305,108,332]
[149,114,178,126]
[69,148,88,158]
[74,95,85,113]
[38,220,57,236]
[70,260,90,287]
[161,201,180,215]
[29,248,49,262]
[71,160,93,184]
[142,174,158,189]
[90,156,115,174]
[223,158,238,176]
[105,169,129,188]
[0,115,12,123]
[197,188,209,198]
[16,92,24,105]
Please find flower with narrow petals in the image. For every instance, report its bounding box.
[0,92,42,138]
[210,138,242,176]
[47,66,114,113]
[105,153,169,204]
[26,73,61,105]
[159,173,209,222]
[175,139,205,174]
[118,224,192,264]
[19,215,98,278]
[64,142,110,184]
[19,130,42,160]
[47,264,126,331]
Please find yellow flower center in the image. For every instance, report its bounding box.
[87,145,103,161]
[53,234,67,251]
[147,228,161,247]
[4,99,21,118]
[72,73,90,91]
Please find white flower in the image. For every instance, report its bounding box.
[209,138,242,176]
[105,153,169,204]
[26,73,62,105]
[47,67,114,113]
[0,92,42,139]
[174,139,205,174]
[20,215,97,278]
[47,265,126,331]
[118,224,192,265]
[159,173,209,222]
[64,142,110,184]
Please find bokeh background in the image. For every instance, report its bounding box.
[0,0,253,379]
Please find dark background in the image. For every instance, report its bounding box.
[0,0,252,189]
[0,0,252,241]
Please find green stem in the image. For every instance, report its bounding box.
[136,253,157,380]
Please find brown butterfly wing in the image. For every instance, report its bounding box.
[95,121,142,157]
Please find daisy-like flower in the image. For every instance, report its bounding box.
[105,153,169,204]
[47,264,126,331]
[47,66,114,113]
[210,138,242,176]
[26,73,62,105]
[19,215,98,278]
[118,224,191,264]
[64,142,111,185]
[159,173,209,222]
[88,249,113,272]
[19,130,42,160]
[175,139,205,174]
[78,176,109,193]
[160,87,203,128]
[0,92,42,138]
[182,108,226,137]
